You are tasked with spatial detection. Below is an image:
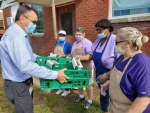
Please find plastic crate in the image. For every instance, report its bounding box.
[36,56,72,64]
[40,70,90,90]
[36,56,91,90]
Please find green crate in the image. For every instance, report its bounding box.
[40,70,90,90]
[36,56,72,64]
[36,56,91,90]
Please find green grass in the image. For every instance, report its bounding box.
[0,70,102,113]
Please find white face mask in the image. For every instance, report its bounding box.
[115,45,125,55]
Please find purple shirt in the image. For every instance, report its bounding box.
[71,38,94,68]
[71,38,92,55]
[90,34,119,69]
[115,53,150,113]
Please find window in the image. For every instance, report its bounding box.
[61,12,73,35]
[31,5,44,33]
[112,0,150,17]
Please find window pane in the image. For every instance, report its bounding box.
[61,12,72,35]
[32,5,44,33]
[113,0,150,16]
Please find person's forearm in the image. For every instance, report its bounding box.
[125,97,150,113]
[106,70,111,78]
[80,54,92,61]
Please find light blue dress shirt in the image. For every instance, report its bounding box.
[0,23,58,82]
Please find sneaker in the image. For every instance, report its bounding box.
[61,90,71,96]
[56,89,64,95]
[74,96,85,103]
[84,102,92,109]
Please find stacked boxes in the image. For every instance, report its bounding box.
[36,56,91,90]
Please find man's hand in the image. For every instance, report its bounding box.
[57,68,69,83]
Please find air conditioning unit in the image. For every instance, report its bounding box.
[6,17,14,26]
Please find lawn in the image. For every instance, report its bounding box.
[0,70,102,113]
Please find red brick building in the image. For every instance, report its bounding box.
[2,0,150,56]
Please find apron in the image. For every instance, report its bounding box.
[71,40,94,85]
[92,34,111,87]
[54,41,66,56]
[109,57,133,113]
[71,41,92,70]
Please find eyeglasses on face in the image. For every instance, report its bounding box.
[24,15,37,25]
[96,28,105,33]
[115,41,126,45]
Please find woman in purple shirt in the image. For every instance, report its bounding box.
[72,27,94,109]
[78,19,118,113]
[102,27,150,113]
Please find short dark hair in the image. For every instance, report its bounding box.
[76,27,85,34]
[15,5,38,22]
[95,19,114,32]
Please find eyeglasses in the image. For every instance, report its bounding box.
[24,15,37,25]
[96,29,105,33]
[115,41,126,45]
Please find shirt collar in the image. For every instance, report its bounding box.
[12,23,28,38]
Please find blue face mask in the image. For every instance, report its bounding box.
[59,37,65,41]
[25,22,36,34]
[97,32,106,39]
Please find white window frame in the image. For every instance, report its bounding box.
[108,0,150,23]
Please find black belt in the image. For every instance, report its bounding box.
[5,77,33,84]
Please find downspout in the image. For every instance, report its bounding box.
[51,0,57,41]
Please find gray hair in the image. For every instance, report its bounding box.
[15,5,38,22]
[76,27,85,35]
[117,27,149,50]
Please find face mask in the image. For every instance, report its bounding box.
[59,37,65,42]
[25,22,36,34]
[97,32,106,39]
[115,45,125,55]
[75,36,83,42]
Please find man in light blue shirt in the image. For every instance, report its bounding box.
[0,5,68,113]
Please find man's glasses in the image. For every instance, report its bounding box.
[115,41,126,45]
[24,15,37,25]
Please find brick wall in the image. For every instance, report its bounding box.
[75,0,109,42]
[3,7,12,30]
[30,7,56,56]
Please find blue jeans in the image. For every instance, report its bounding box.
[100,89,109,112]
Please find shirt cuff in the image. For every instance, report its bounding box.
[33,53,38,61]
[49,70,58,79]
